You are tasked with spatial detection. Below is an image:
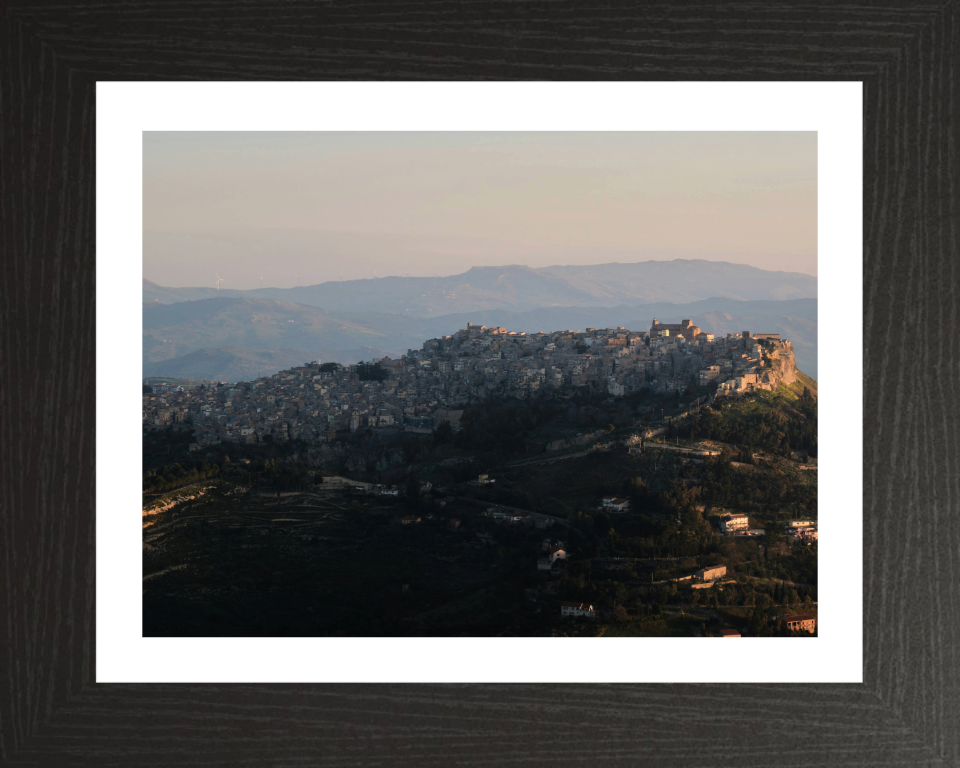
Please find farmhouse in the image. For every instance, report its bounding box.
[697,565,727,582]
[784,614,817,633]
[560,602,596,618]
[720,514,749,534]
[601,496,630,513]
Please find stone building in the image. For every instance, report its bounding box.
[650,318,702,340]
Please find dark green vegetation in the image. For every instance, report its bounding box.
[143,489,553,637]
[673,386,818,457]
[143,427,197,470]
[144,385,817,637]
[143,461,220,494]
[142,424,314,482]
[451,385,714,460]
[356,361,388,381]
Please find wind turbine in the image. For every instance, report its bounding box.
[259,275,264,290]
[215,272,224,291]
[295,275,300,288]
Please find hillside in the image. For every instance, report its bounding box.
[142,347,315,382]
[142,295,818,380]
[143,385,817,638]
[142,298,425,369]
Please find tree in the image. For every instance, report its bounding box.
[612,605,629,622]
[406,473,421,500]
[357,361,388,382]
[748,605,767,636]
[434,420,453,445]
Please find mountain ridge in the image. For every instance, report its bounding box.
[143,258,816,315]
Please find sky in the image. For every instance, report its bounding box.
[143,132,817,290]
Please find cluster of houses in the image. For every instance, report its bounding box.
[720,512,817,542]
[141,319,799,449]
[785,519,819,542]
[560,602,596,618]
[537,539,568,572]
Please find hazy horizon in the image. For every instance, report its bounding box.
[144,132,817,290]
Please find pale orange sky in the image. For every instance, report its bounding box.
[143,132,817,289]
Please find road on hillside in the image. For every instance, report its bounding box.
[453,496,576,531]
[506,445,605,468]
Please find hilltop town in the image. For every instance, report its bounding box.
[143,318,803,451]
[142,316,817,639]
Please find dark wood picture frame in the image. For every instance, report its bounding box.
[2,3,957,765]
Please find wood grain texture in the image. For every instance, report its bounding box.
[1,1,957,765]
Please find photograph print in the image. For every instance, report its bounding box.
[141,131,818,638]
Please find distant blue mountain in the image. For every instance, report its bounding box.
[144,258,816,316]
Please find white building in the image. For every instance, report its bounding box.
[720,514,749,534]
[561,602,596,618]
[601,497,630,513]
[788,526,818,541]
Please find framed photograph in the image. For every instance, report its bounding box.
[4,5,955,765]
[104,83,854,685]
